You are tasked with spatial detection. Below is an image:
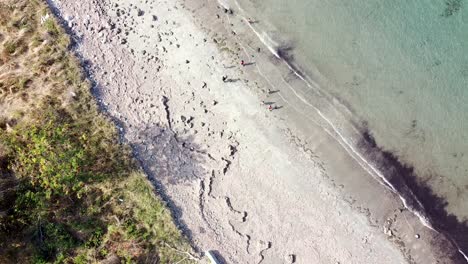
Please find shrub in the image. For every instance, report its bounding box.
[3,115,92,221]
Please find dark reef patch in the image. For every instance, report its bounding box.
[275,45,294,62]
[357,126,468,263]
[442,0,463,17]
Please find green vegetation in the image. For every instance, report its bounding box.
[0,0,195,263]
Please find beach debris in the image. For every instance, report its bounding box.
[5,123,13,133]
[205,250,220,264]
[40,13,50,25]
[64,15,75,28]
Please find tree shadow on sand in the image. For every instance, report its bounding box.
[128,123,211,251]
[132,124,207,185]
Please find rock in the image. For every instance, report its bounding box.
[285,254,296,263]
[415,234,420,239]
[137,9,145,16]
[152,15,158,21]
[384,227,393,237]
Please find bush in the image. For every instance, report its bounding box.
[3,113,93,221]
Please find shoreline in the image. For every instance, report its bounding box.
[47,0,463,262]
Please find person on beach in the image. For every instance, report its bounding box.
[241,60,245,66]
[222,75,228,82]
[268,105,273,111]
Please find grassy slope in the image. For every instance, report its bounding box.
[0,0,195,263]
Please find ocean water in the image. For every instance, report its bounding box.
[228,0,468,251]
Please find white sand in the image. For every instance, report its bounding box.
[48,0,459,263]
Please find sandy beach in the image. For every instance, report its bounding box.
[47,0,462,263]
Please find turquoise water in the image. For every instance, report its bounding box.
[232,0,468,222]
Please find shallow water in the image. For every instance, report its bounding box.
[232,0,468,223]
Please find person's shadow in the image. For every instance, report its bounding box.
[267,89,280,94]
[227,78,241,83]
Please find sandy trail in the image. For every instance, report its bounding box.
[47,0,459,263]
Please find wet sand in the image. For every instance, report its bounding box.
[47,0,461,262]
